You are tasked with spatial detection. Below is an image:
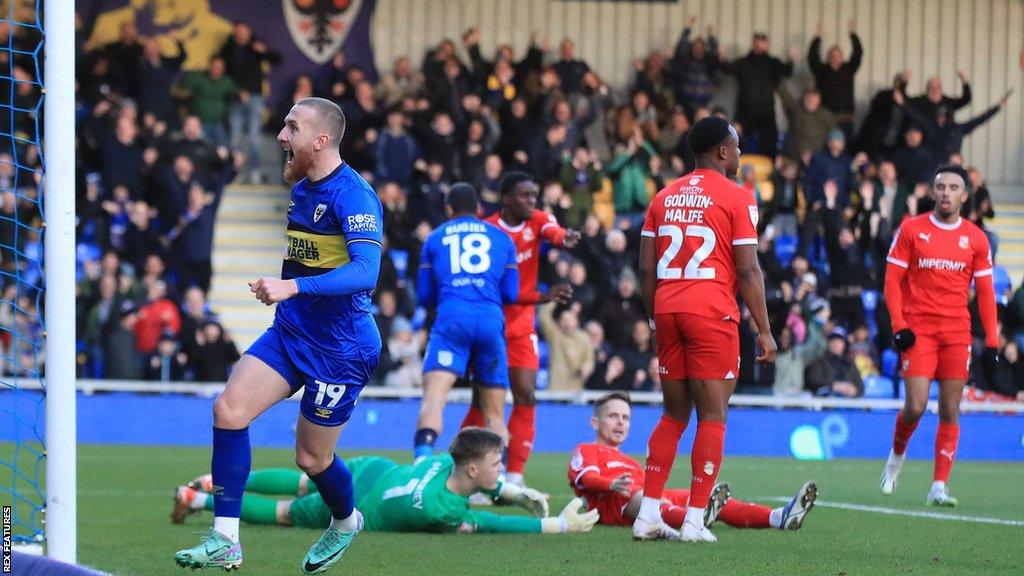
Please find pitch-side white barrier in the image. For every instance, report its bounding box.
[19,380,1022,414]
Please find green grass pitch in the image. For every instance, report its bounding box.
[11,445,1024,575]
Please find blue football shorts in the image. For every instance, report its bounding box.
[246,323,380,426]
[422,314,508,388]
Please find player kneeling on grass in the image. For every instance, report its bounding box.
[174,428,598,535]
[569,392,817,536]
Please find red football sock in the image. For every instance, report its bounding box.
[892,411,919,456]
[933,422,960,483]
[717,499,772,529]
[659,502,686,529]
[688,421,726,509]
[506,404,536,474]
[460,406,485,429]
[642,415,687,500]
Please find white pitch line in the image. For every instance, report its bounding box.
[762,497,1024,527]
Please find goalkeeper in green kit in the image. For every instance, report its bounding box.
[173,429,598,534]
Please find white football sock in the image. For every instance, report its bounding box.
[931,481,946,493]
[769,507,784,528]
[213,517,240,542]
[331,509,360,532]
[505,472,524,486]
[684,506,705,527]
[637,497,663,523]
[191,492,209,510]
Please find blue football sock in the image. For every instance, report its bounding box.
[211,427,251,518]
[309,455,354,520]
[413,428,437,460]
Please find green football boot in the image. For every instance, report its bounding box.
[173,530,242,571]
[301,511,363,574]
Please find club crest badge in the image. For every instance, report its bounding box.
[283,0,363,65]
[313,203,328,223]
[959,235,969,249]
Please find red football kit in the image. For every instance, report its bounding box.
[641,168,759,380]
[885,214,997,380]
[486,209,567,369]
[567,443,771,528]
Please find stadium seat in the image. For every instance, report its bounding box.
[592,177,616,230]
[739,154,773,182]
[861,290,879,338]
[881,348,899,379]
[774,235,798,268]
[758,179,775,203]
[537,339,549,370]
[993,266,1011,300]
[863,375,895,399]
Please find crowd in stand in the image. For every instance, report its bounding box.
[67,14,1024,399]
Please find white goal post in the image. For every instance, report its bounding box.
[43,0,77,564]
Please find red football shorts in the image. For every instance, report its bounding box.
[506,333,540,370]
[589,489,638,527]
[901,328,971,381]
[655,313,740,381]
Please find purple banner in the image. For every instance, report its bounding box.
[78,0,378,109]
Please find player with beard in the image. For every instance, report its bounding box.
[880,165,999,506]
[175,97,384,574]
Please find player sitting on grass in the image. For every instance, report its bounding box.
[174,428,599,535]
[569,392,817,536]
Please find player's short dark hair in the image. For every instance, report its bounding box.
[688,116,734,156]
[295,97,347,146]
[450,428,505,467]
[592,391,632,416]
[446,182,479,214]
[933,164,971,193]
[499,171,534,197]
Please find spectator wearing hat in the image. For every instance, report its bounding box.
[105,300,145,380]
[145,331,189,381]
[805,327,863,397]
[720,32,796,156]
[803,129,854,209]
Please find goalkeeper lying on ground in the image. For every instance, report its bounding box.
[173,428,598,534]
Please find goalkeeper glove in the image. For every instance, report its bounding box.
[982,347,1000,382]
[541,498,600,533]
[892,328,916,352]
[498,482,550,518]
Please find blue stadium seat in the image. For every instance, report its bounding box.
[881,348,899,379]
[993,266,1011,301]
[537,339,549,370]
[863,375,895,399]
[897,379,939,400]
[536,368,549,391]
[861,290,879,338]
[774,235,798,268]
[388,248,409,281]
